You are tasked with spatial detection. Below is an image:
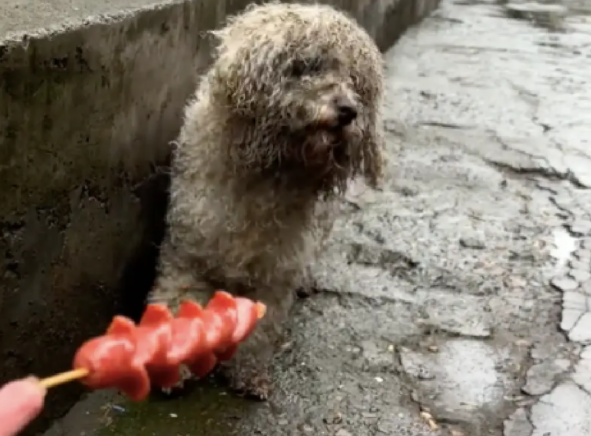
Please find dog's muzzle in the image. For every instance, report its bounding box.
[332,95,357,127]
[315,93,359,129]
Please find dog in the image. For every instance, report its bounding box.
[148,1,385,400]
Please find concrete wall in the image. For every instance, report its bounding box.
[0,0,441,433]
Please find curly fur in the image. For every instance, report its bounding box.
[148,1,384,399]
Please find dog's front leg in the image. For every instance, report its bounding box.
[148,239,214,395]
[148,239,213,306]
[218,285,295,400]
[297,207,336,299]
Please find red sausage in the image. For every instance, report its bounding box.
[72,291,266,401]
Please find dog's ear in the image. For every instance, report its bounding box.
[209,31,281,116]
[363,141,384,190]
[362,118,385,190]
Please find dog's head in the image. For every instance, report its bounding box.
[208,3,383,192]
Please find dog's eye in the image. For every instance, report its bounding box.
[290,61,306,78]
[307,58,322,74]
[290,58,323,78]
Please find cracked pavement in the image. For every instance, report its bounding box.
[43,1,591,435]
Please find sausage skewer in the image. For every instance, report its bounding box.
[38,291,266,400]
[39,368,90,389]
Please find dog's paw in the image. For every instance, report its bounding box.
[219,360,273,401]
[154,365,194,399]
[217,330,276,401]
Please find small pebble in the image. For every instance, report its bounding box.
[459,236,486,249]
[508,276,527,288]
[419,411,439,430]
[375,376,384,383]
[324,412,343,424]
[417,368,435,380]
[336,429,353,436]
[169,413,178,418]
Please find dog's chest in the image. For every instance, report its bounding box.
[206,213,315,288]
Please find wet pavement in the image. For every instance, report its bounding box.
[41,0,591,435]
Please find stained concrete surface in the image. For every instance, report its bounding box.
[0,0,441,435]
[36,0,591,435]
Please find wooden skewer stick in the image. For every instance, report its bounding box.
[39,368,89,389]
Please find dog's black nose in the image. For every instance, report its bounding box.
[333,96,357,126]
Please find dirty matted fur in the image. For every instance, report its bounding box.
[148,1,385,399]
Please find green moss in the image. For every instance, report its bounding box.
[96,382,257,436]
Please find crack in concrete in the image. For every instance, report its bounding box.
[485,158,566,180]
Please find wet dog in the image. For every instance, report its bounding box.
[148,1,385,399]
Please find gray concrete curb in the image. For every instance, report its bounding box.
[0,0,441,433]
